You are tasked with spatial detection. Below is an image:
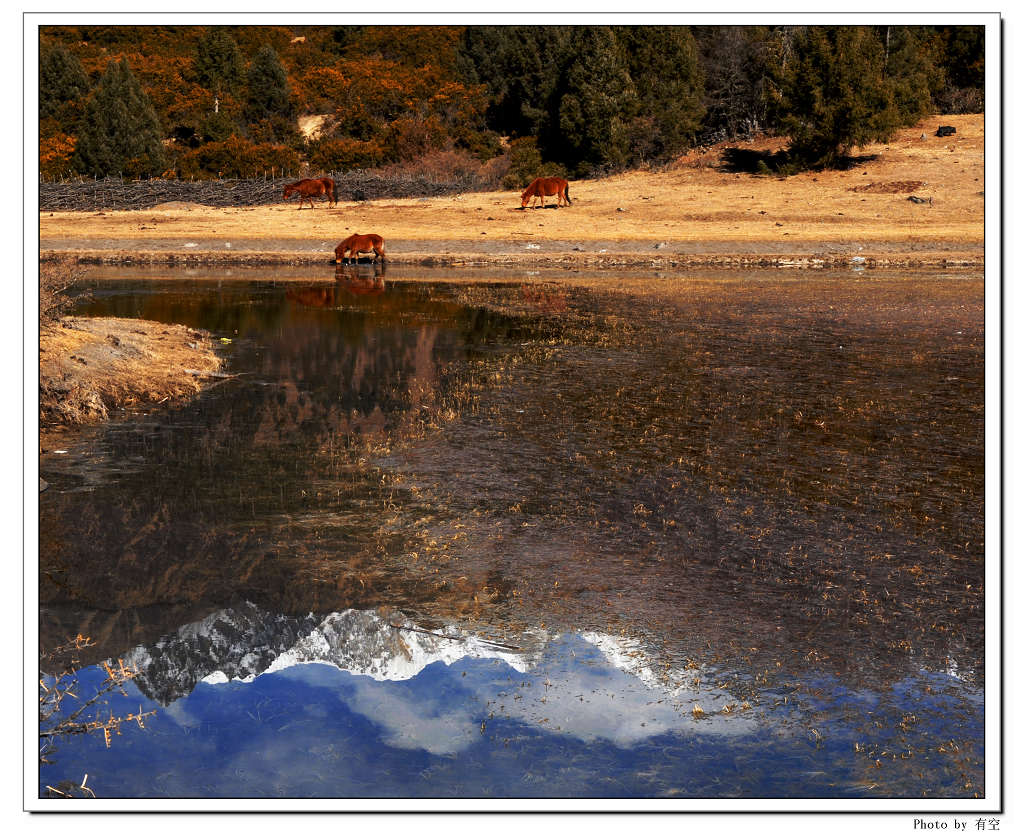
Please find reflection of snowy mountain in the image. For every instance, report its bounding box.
[122,604,759,753]
[122,604,542,704]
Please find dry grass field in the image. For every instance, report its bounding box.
[39,114,985,269]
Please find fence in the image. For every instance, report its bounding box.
[38,169,496,211]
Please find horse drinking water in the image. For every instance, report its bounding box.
[521,177,571,209]
[335,233,386,264]
[283,178,334,209]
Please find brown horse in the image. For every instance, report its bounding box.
[335,233,386,264]
[318,176,337,208]
[284,178,331,210]
[521,176,571,209]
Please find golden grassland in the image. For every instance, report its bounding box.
[39,115,985,269]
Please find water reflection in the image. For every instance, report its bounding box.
[39,605,979,798]
[38,268,985,798]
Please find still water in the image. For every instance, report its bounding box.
[38,265,985,800]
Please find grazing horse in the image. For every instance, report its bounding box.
[318,176,337,208]
[335,233,386,264]
[521,176,571,209]
[283,178,330,210]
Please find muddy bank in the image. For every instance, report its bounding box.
[39,316,224,431]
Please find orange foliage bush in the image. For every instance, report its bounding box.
[175,135,301,179]
[40,133,77,178]
[308,136,387,172]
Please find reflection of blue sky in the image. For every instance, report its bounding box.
[39,632,984,799]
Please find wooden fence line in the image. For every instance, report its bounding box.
[38,170,494,211]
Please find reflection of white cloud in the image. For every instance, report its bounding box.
[160,697,201,730]
[477,642,758,747]
[345,679,479,756]
[161,607,756,754]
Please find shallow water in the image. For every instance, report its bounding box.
[38,264,986,800]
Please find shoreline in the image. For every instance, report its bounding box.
[40,244,983,271]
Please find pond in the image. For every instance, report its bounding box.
[38,264,986,802]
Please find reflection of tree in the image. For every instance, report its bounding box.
[39,281,525,662]
[40,275,985,702]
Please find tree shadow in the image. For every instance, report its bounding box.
[719,147,879,175]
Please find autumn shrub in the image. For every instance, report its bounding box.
[308,136,387,172]
[384,115,448,162]
[40,133,77,179]
[175,135,301,179]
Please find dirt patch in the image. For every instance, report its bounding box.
[849,180,927,193]
[39,317,224,429]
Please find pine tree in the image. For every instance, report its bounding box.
[194,27,244,97]
[457,26,568,139]
[780,26,898,168]
[541,26,636,176]
[74,59,166,177]
[616,26,704,163]
[39,42,89,119]
[245,45,291,123]
[883,26,943,124]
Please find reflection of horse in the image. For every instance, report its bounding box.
[286,286,337,309]
[285,273,386,310]
[335,233,386,264]
[335,265,386,296]
[283,178,332,209]
[520,177,571,209]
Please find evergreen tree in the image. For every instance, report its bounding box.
[934,25,984,112]
[780,26,898,168]
[194,27,244,97]
[73,59,166,177]
[616,26,704,162]
[883,26,944,124]
[457,26,568,139]
[245,45,291,123]
[541,26,636,175]
[39,42,89,120]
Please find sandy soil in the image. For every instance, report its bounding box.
[39,317,224,432]
[39,115,985,269]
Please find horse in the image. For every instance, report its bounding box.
[521,176,571,209]
[335,233,386,264]
[283,178,330,210]
[318,176,337,208]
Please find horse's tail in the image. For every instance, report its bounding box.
[564,182,571,205]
